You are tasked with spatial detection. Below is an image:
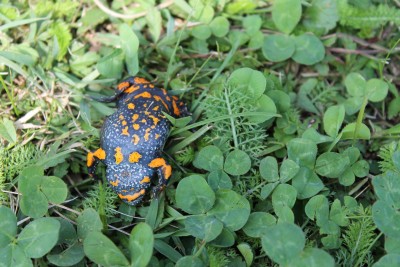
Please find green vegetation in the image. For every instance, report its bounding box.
[1,0,400,266]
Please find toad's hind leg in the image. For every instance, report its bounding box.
[87,148,106,179]
[148,157,172,197]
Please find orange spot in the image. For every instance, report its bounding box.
[148,158,172,180]
[132,134,140,145]
[141,119,147,124]
[110,180,119,187]
[172,100,180,116]
[119,114,125,121]
[122,126,129,136]
[164,165,172,179]
[114,147,123,164]
[134,92,152,99]
[128,103,135,109]
[155,134,160,139]
[166,96,171,101]
[149,84,154,88]
[143,103,147,107]
[122,120,127,126]
[153,95,169,111]
[148,158,166,168]
[172,96,179,101]
[149,115,160,126]
[118,189,146,202]
[95,148,106,159]
[133,124,140,130]
[161,88,167,95]
[134,77,149,84]
[140,176,150,184]
[129,152,142,163]
[153,106,159,111]
[87,153,94,167]
[124,85,140,93]
[144,128,151,141]
[132,114,139,122]
[118,81,130,91]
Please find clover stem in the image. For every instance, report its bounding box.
[352,96,369,145]
[194,240,206,258]
[379,38,400,79]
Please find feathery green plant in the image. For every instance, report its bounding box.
[207,246,230,267]
[0,144,41,204]
[35,0,79,19]
[82,183,118,218]
[49,21,73,61]
[276,107,302,135]
[235,169,263,200]
[378,141,400,173]
[203,85,268,159]
[338,0,400,34]
[0,143,42,181]
[174,146,195,166]
[336,206,376,267]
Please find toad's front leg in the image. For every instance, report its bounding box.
[148,157,172,197]
[87,148,106,179]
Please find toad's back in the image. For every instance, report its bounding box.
[87,77,190,205]
[100,95,170,166]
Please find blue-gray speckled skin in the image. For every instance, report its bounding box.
[87,76,190,205]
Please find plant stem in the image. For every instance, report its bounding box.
[194,240,206,258]
[188,55,213,87]
[210,39,240,85]
[328,132,343,152]
[98,180,107,231]
[245,181,267,196]
[379,38,400,79]
[355,232,383,267]
[352,96,369,145]
[224,87,238,148]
